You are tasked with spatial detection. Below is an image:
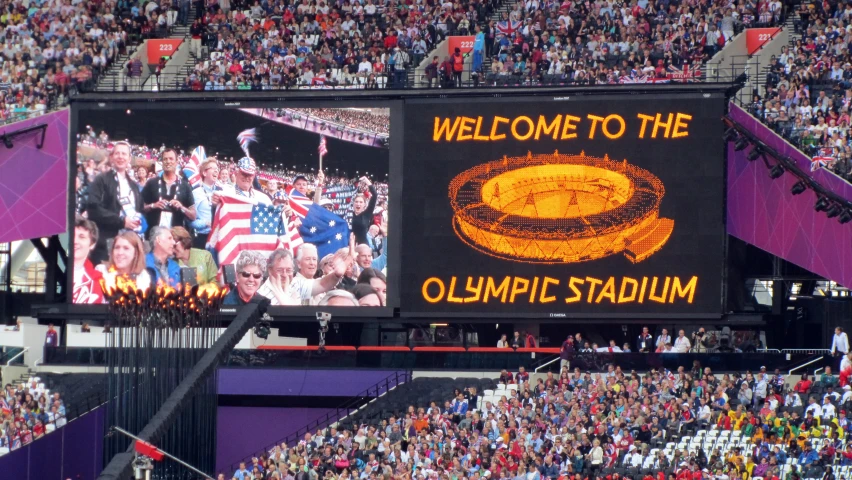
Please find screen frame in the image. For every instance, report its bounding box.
[67,99,403,318]
[397,92,728,320]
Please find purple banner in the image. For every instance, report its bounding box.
[0,404,105,480]
[218,369,404,396]
[728,103,852,287]
[216,407,335,474]
[0,109,69,243]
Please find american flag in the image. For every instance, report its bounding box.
[318,135,328,156]
[207,195,303,266]
[183,146,206,188]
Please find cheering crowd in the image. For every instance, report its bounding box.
[748,0,852,180]
[72,128,389,308]
[471,0,781,87]
[222,350,852,480]
[0,0,130,123]
[0,378,66,454]
[296,108,391,135]
[177,0,478,90]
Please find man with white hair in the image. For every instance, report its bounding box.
[145,226,181,287]
[289,244,327,305]
[318,289,359,306]
[355,244,373,271]
[258,248,351,305]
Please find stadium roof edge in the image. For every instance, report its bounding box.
[70,82,739,104]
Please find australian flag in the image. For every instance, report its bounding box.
[287,188,351,259]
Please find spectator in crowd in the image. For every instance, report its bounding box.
[673,329,692,353]
[190,158,223,249]
[171,226,218,286]
[833,327,850,360]
[497,334,509,348]
[258,248,350,305]
[98,230,154,292]
[637,326,653,353]
[656,328,671,351]
[356,268,387,305]
[350,178,378,245]
[692,327,708,353]
[223,250,268,305]
[216,157,271,205]
[317,289,359,307]
[86,142,144,264]
[141,148,197,229]
[560,335,574,369]
[351,283,383,306]
[72,217,105,304]
[146,226,182,287]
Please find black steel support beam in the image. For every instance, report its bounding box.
[97,303,264,480]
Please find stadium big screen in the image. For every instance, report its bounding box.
[70,104,392,313]
[400,94,725,318]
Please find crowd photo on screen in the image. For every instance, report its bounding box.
[71,107,390,308]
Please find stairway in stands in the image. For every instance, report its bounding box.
[406,0,518,88]
[338,376,497,431]
[94,11,197,92]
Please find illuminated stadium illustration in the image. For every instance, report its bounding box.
[448,151,674,264]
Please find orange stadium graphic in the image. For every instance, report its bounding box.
[448,151,674,264]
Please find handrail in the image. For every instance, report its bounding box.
[789,356,824,375]
[783,349,831,355]
[5,346,28,366]
[230,370,411,471]
[757,349,781,353]
[534,355,561,373]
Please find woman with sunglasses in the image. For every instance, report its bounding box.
[223,250,268,305]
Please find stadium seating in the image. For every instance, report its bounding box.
[0,372,104,455]
[749,0,852,182]
[226,365,852,480]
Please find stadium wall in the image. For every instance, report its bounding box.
[0,404,105,480]
[0,109,69,243]
[217,368,404,396]
[727,104,852,287]
[216,407,336,473]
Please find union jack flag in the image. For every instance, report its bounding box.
[318,135,328,156]
[495,20,521,37]
[618,75,670,84]
[812,156,833,172]
[183,146,206,189]
[666,64,702,82]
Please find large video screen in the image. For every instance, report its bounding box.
[400,95,725,317]
[71,105,391,310]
